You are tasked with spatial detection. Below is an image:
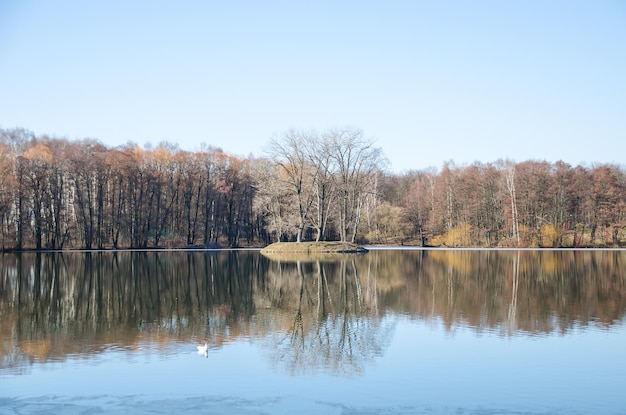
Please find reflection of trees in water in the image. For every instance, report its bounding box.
[261,257,393,375]
[507,250,520,335]
[0,251,265,367]
[269,313,394,376]
[371,249,626,335]
[1,249,625,371]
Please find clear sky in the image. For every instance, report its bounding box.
[1,1,624,173]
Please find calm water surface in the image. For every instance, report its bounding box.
[1,249,625,414]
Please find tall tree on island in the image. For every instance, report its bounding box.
[326,128,385,243]
[267,129,317,243]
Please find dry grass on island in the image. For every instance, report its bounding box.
[260,241,367,254]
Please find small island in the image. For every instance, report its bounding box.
[260,241,368,254]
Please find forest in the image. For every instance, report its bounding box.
[0,126,624,250]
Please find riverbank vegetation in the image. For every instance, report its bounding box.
[1,127,624,250]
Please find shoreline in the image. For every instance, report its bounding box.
[260,241,368,254]
[3,244,626,253]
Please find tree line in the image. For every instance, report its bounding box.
[0,127,624,250]
[384,159,626,247]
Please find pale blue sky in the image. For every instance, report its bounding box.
[1,1,624,172]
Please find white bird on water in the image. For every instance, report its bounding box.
[197,342,208,357]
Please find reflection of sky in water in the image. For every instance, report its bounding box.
[2,316,625,414]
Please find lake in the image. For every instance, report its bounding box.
[1,248,625,414]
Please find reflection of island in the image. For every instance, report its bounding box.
[1,249,625,373]
[261,258,393,375]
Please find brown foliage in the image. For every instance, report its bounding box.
[395,160,626,247]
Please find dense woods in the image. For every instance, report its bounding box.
[1,127,625,250]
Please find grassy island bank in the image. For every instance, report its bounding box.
[260,241,367,254]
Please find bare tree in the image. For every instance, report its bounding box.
[267,130,317,242]
[253,158,292,242]
[403,168,437,245]
[305,134,335,242]
[503,160,520,246]
[326,128,385,243]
